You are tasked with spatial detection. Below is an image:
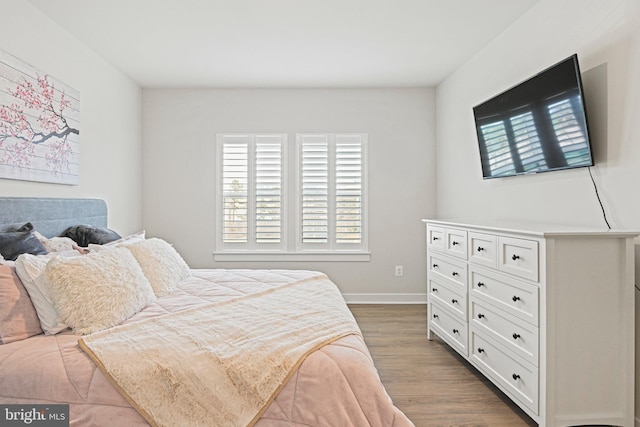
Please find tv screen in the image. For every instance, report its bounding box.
[473,54,593,179]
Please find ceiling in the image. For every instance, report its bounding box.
[28,0,539,88]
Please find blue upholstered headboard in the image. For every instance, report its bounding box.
[0,197,107,238]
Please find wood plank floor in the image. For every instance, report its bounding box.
[349,304,537,427]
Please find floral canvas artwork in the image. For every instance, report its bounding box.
[0,50,80,185]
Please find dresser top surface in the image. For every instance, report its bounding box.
[422,218,640,238]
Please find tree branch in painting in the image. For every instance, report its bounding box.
[0,74,79,174]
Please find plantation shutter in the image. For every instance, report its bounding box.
[221,139,249,243]
[300,135,329,243]
[255,138,283,243]
[298,134,367,251]
[217,134,285,251]
[335,135,363,244]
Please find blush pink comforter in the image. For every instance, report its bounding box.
[0,269,414,427]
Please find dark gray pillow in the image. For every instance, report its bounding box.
[60,225,121,247]
[0,222,48,261]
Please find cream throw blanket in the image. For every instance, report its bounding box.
[79,274,361,427]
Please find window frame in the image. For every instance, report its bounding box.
[214,132,370,262]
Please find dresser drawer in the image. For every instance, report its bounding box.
[429,254,467,291]
[469,232,497,268]
[427,225,445,252]
[470,267,538,325]
[429,302,468,357]
[471,300,538,365]
[445,228,468,260]
[498,236,539,281]
[470,332,538,414]
[429,279,467,320]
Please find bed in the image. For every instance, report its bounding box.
[0,197,414,427]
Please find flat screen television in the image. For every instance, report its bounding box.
[473,54,594,179]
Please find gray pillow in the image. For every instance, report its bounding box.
[0,223,48,261]
[60,225,121,247]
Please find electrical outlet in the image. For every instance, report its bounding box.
[395,265,403,276]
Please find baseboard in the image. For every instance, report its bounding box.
[342,293,427,304]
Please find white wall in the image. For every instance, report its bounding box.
[435,0,640,421]
[0,0,142,234]
[142,88,435,299]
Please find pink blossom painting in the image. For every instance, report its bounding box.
[0,50,80,185]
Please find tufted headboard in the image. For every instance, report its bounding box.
[0,197,108,238]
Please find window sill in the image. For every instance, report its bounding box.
[213,252,371,262]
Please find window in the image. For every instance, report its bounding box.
[216,133,368,260]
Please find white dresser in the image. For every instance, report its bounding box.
[423,219,637,427]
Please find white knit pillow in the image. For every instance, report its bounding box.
[45,247,156,335]
[123,238,190,297]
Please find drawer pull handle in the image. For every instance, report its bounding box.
[452,272,459,277]
[433,314,439,319]
[433,236,439,241]
[452,241,459,246]
[433,264,439,268]
[432,288,438,292]
[477,246,484,252]
[477,347,485,353]
[512,373,521,381]
[512,333,521,340]
[477,313,485,319]
[452,329,459,334]
[512,295,521,302]
[512,254,520,261]
[451,299,458,304]
[477,282,485,287]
